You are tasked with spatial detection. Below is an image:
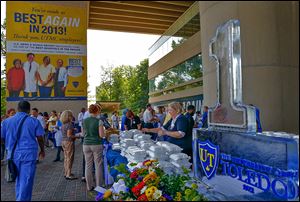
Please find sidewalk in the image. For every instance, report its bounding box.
[1,141,95,201]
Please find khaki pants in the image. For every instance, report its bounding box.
[83,145,104,190]
[62,141,75,177]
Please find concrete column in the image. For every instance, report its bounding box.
[199,1,299,134]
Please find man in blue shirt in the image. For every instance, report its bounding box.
[1,101,45,201]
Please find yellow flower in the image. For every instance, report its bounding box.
[145,161,152,166]
[145,186,158,200]
[174,192,182,201]
[143,172,157,183]
[103,190,112,199]
[191,183,198,189]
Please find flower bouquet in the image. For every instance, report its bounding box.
[95,159,208,201]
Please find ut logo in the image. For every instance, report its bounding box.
[200,148,215,172]
[198,140,219,179]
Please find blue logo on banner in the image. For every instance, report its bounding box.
[72,81,79,88]
[198,140,219,179]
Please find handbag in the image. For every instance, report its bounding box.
[5,115,28,182]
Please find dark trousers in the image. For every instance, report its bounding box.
[1,143,5,160]
[24,92,37,97]
[9,90,21,97]
[54,81,65,97]
[48,131,56,147]
[55,146,62,161]
[39,86,52,97]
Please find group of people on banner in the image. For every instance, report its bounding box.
[7,53,68,98]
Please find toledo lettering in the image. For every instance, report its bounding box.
[199,141,299,200]
[14,12,80,35]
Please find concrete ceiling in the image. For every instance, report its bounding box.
[88,1,195,35]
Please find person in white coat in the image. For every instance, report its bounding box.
[54,112,63,162]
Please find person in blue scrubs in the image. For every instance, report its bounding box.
[121,108,128,131]
[1,101,45,201]
[142,102,192,157]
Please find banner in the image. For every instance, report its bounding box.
[6,1,87,101]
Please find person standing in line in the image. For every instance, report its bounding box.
[143,104,155,129]
[195,111,202,128]
[121,108,128,131]
[201,106,209,128]
[31,108,46,163]
[48,110,58,149]
[43,112,50,147]
[78,108,86,133]
[155,106,166,127]
[6,108,16,118]
[61,110,78,180]
[54,59,68,97]
[53,112,63,162]
[23,53,39,98]
[111,111,119,129]
[82,104,106,191]
[36,56,55,98]
[31,108,45,129]
[143,104,157,140]
[1,101,45,201]
[7,59,25,98]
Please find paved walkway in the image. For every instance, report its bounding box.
[1,141,95,201]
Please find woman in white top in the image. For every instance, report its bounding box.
[36,56,55,98]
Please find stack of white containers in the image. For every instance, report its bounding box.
[147,145,169,161]
[169,153,192,175]
[125,146,147,163]
[112,130,193,175]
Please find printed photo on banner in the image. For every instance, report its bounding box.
[6,1,87,101]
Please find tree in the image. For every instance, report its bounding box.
[96,59,149,114]
[1,18,7,116]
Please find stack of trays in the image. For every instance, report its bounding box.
[120,131,133,139]
[125,146,147,163]
[147,145,169,161]
[156,141,183,154]
[133,134,152,142]
[120,139,136,147]
[169,153,192,174]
